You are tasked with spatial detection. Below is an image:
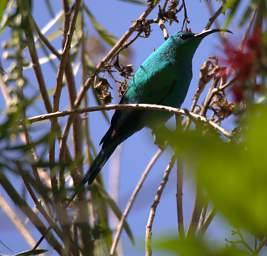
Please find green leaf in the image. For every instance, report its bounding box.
[96,184,135,244]
[16,249,48,256]
[0,0,8,23]
[116,0,145,5]
[163,104,267,236]
[223,0,241,28]
[84,6,117,46]
[155,237,247,256]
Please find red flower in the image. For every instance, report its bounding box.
[221,30,261,81]
[220,29,262,103]
[232,84,244,103]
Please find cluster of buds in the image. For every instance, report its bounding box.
[135,19,151,38]
[113,56,134,96]
[94,77,112,104]
[198,57,220,92]
[158,0,179,25]
[210,92,235,122]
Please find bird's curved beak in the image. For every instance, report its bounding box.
[194,28,232,39]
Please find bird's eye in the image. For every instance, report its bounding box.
[180,33,194,40]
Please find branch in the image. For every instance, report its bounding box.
[187,184,203,236]
[176,158,185,238]
[199,208,217,234]
[30,14,61,59]
[27,103,232,138]
[181,0,189,31]
[110,149,163,256]
[145,156,176,256]
[204,1,224,30]
[53,0,82,111]
[0,195,36,247]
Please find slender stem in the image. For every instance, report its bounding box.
[204,1,224,30]
[0,196,36,247]
[0,173,63,254]
[181,0,189,31]
[187,184,203,236]
[199,208,217,234]
[145,156,176,256]
[53,0,81,111]
[30,14,61,58]
[27,103,232,138]
[176,159,185,238]
[110,149,163,255]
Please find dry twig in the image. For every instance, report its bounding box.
[145,156,176,256]
[110,149,163,255]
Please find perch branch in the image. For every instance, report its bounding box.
[27,103,232,138]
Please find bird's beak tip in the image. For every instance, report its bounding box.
[195,28,233,38]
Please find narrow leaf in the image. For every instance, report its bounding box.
[84,6,117,46]
[96,184,135,244]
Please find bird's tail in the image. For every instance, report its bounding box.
[81,144,117,185]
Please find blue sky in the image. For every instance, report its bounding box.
[0,0,244,255]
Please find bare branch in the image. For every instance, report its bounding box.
[176,159,185,238]
[110,149,163,255]
[145,156,176,256]
[205,1,224,30]
[27,103,232,138]
[199,208,217,234]
[0,196,36,247]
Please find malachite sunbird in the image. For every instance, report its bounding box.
[82,29,230,185]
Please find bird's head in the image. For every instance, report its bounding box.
[171,29,231,58]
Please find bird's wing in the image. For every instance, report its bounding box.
[124,57,176,104]
[100,60,176,146]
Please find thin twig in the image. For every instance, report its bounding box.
[27,103,232,138]
[199,208,217,234]
[0,173,63,254]
[187,184,203,236]
[110,149,163,256]
[176,158,185,238]
[181,0,189,31]
[145,156,176,256]
[204,2,224,30]
[0,196,36,247]
[30,14,61,59]
[23,11,52,113]
[53,0,81,111]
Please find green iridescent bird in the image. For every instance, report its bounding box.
[83,29,229,185]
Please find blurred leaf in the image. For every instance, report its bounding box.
[0,0,14,34]
[163,104,267,236]
[84,6,117,46]
[96,184,135,244]
[155,237,247,256]
[239,6,253,27]
[116,0,145,5]
[16,249,48,256]
[223,0,241,28]
[0,0,8,23]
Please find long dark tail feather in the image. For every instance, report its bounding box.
[81,144,117,185]
[68,145,116,204]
